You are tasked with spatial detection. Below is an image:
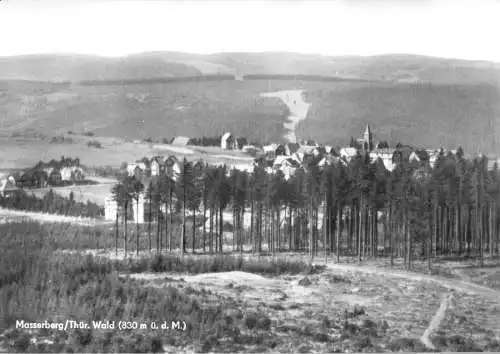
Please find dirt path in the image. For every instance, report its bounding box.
[318,261,500,345]
[319,262,500,300]
[260,90,311,143]
[420,293,454,350]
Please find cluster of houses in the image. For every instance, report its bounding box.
[125,155,206,181]
[15,160,85,189]
[169,132,251,151]
[0,160,86,199]
[254,125,461,181]
[105,125,500,223]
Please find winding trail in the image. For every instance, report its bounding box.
[314,261,500,347]
[318,262,500,300]
[260,90,311,143]
[420,294,454,350]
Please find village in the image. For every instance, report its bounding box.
[97,125,487,224]
[0,125,493,224]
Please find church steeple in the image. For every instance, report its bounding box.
[363,124,373,152]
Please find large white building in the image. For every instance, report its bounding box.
[104,193,145,223]
[104,196,118,221]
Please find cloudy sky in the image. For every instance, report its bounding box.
[1,0,499,62]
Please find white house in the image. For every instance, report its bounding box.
[263,143,279,155]
[60,166,85,181]
[291,152,304,164]
[370,148,396,172]
[104,195,118,221]
[426,149,441,168]
[132,193,146,224]
[172,136,191,146]
[242,145,258,153]
[164,157,182,181]
[43,167,55,176]
[409,150,430,164]
[150,157,164,176]
[324,145,334,154]
[340,147,358,162]
[127,162,147,177]
[105,193,146,223]
[273,156,300,180]
[0,175,18,198]
[221,133,237,150]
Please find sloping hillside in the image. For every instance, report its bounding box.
[1,52,498,84]
[299,82,500,153]
[1,52,499,156]
[2,78,499,155]
[0,54,203,82]
[0,79,296,145]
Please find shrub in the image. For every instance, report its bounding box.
[50,135,74,144]
[387,337,429,352]
[245,314,258,330]
[120,254,309,276]
[87,140,102,148]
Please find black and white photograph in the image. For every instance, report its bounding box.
[1,0,500,353]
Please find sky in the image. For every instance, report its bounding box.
[1,0,499,62]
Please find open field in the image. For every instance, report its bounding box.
[0,134,255,171]
[28,177,117,206]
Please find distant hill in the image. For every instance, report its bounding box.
[0,52,499,84]
[1,51,499,157]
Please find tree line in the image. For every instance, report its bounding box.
[110,147,500,269]
[0,189,103,218]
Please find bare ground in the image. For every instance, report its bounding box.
[260,90,311,143]
[89,250,498,352]
[32,248,500,351]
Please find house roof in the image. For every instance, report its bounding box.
[165,155,181,167]
[273,155,289,165]
[375,142,390,149]
[172,136,191,146]
[340,147,358,156]
[297,145,316,155]
[318,155,341,166]
[329,148,340,157]
[0,176,17,190]
[371,148,396,155]
[411,150,429,161]
[151,156,165,164]
[221,132,233,141]
[286,158,301,167]
[263,143,279,152]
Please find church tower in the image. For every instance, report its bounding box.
[363,124,373,152]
